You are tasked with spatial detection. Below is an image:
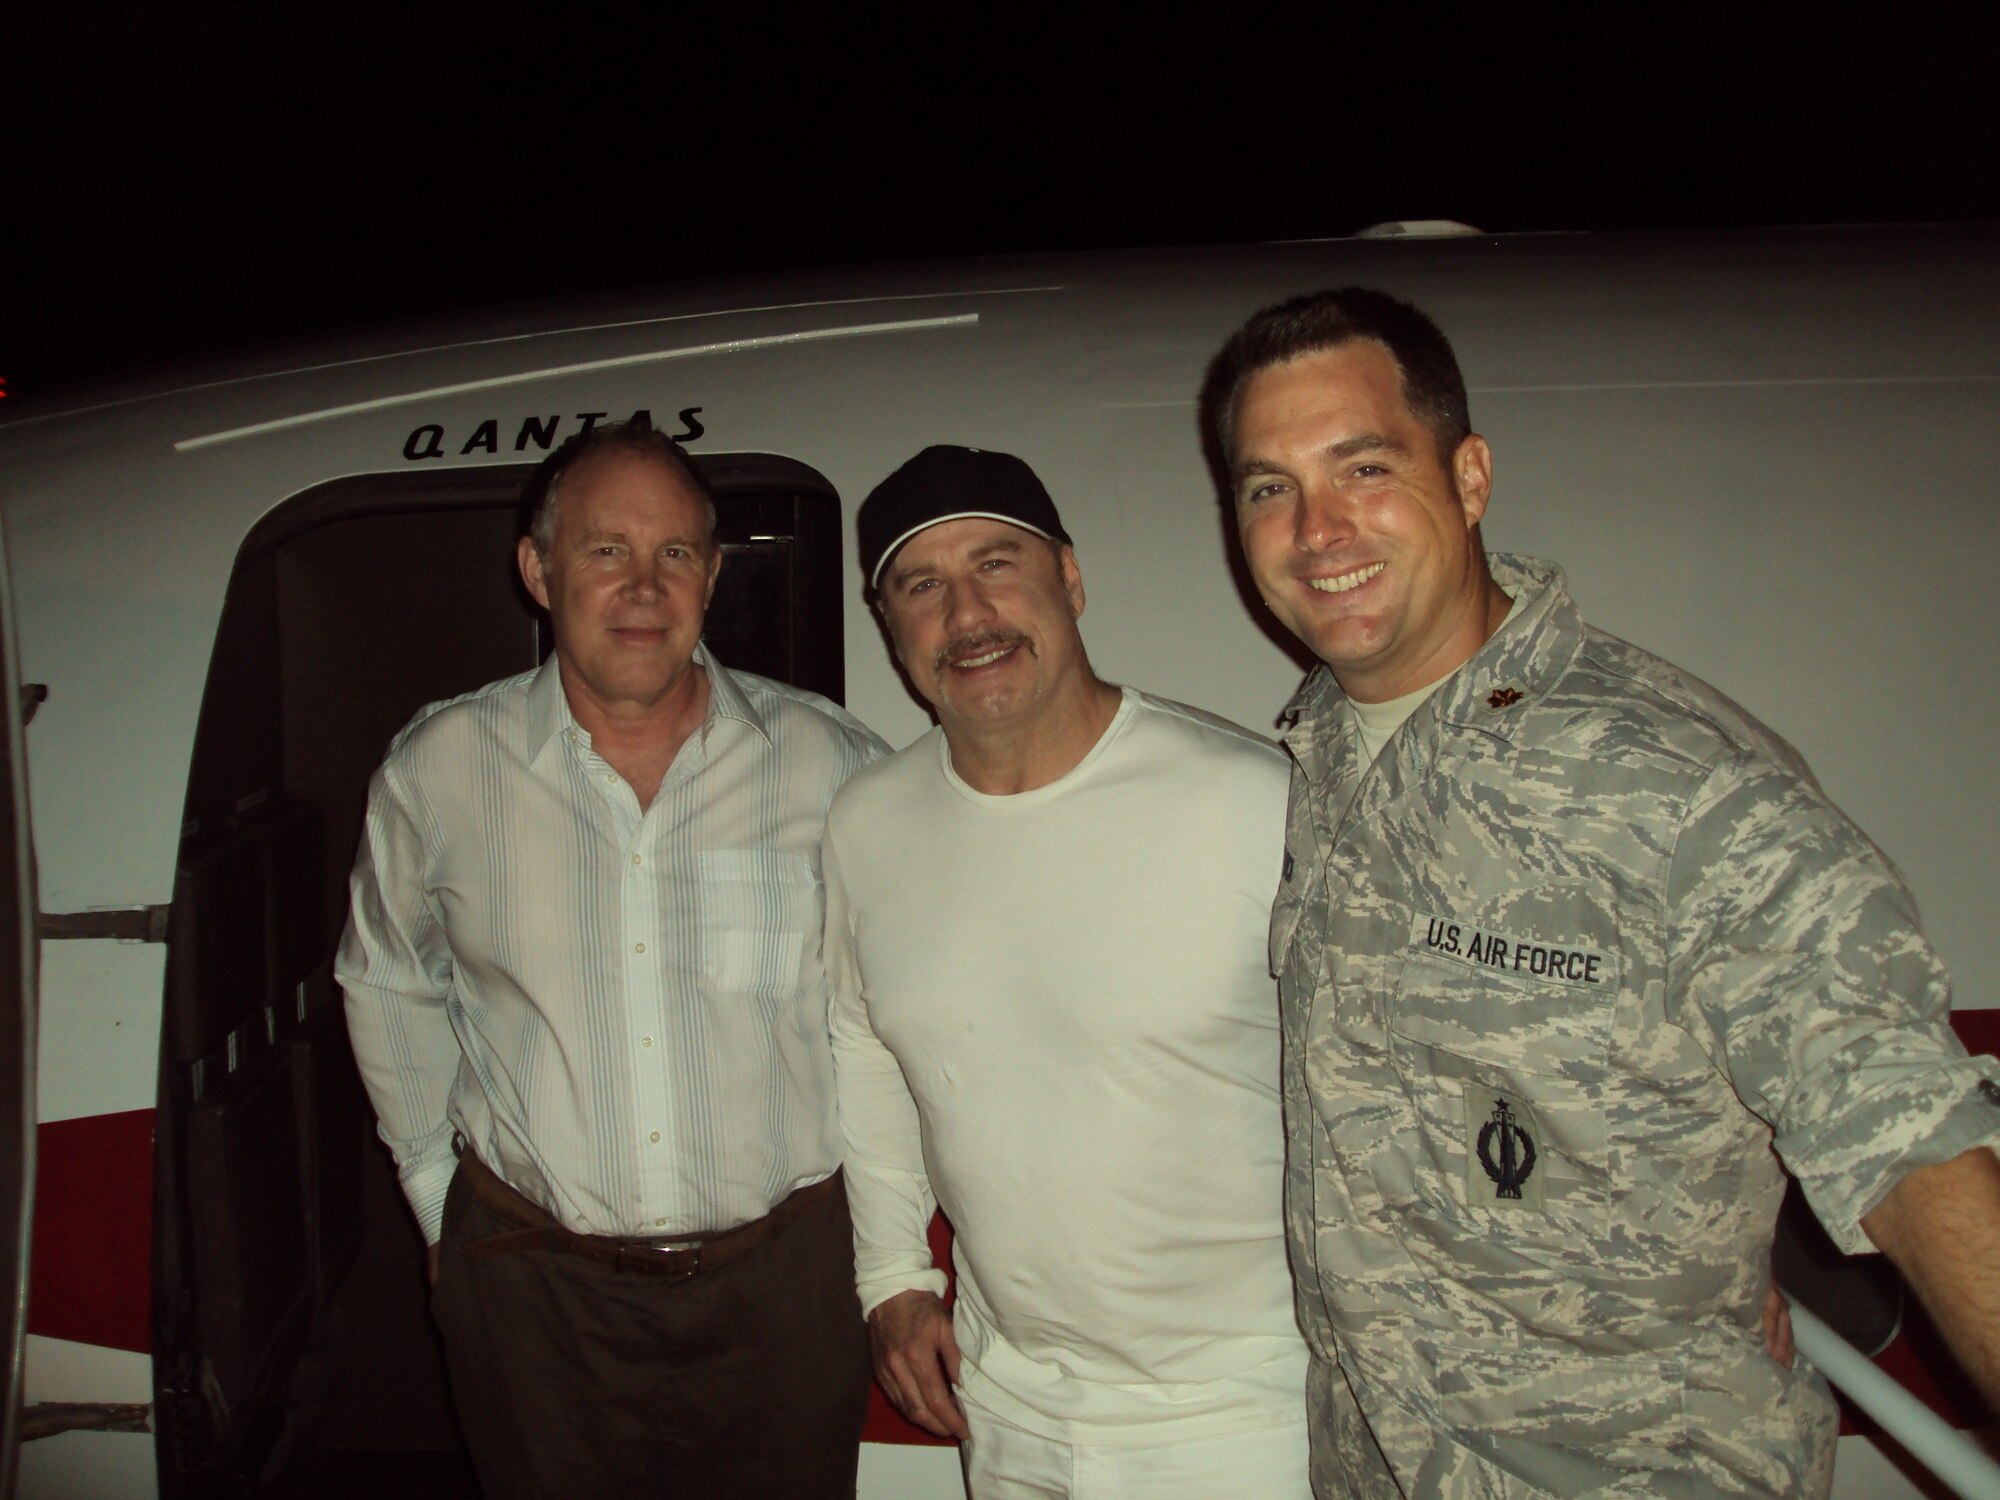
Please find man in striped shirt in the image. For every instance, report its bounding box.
[339,417,886,1499]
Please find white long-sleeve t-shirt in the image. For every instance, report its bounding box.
[827,687,1307,1443]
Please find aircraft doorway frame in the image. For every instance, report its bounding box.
[0,525,43,1500]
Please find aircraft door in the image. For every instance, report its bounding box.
[158,453,847,1494]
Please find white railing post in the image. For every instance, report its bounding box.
[1788,1297,2000,1500]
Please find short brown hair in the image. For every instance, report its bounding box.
[1204,286,1471,466]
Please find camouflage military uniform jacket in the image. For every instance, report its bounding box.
[1275,555,2000,1499]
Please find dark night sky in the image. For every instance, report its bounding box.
[6,10,1994,404]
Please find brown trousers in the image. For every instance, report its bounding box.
[431,1155,872,1500]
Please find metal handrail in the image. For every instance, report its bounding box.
[1788,1298,2000,1500]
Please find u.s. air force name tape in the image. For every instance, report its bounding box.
[1412,912,1613,990]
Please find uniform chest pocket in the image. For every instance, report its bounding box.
[1391,904,1621,1078]
[699,849,820,996]
[1389,898,1624,1230]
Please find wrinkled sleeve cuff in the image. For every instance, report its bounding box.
[857,1268,951,1321]
[1786,1056,2000,1255]
[404,1153,460,1247]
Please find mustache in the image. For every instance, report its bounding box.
[935,630,1034,673]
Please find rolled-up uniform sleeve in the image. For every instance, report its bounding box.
[1667,750,2000,1254]
[337,762,466,1244]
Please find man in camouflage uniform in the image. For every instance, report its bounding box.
[1206,286,2000,1497]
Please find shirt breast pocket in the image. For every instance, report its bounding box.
[1389,895,1622,1232]
[698,849,820,999]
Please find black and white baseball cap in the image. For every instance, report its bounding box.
[859,445,1072,590]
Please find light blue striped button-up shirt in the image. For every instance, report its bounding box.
[338,644,888,1243]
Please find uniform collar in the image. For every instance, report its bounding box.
[1278,659,1355,786]
[525,639,771,766]
[1279,553,1579,774]
[1426,554,1580,745]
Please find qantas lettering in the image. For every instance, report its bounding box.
[401,407,705,462]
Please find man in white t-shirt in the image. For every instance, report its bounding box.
[826,445,1309,1498]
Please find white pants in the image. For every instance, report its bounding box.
[960,1404,1312,1500]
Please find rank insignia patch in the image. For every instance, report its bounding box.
[1486,684,1525,710]
[1464,1090,1545,1210]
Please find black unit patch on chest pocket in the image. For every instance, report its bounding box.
[1463,1089,1545,1211]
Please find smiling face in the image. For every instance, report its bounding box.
[517,448,721,723]
[875,516,1089,737]
[1232,339,1497,703]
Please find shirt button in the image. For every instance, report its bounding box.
[634,942,646,954]
[649,1131,662,1143]
[605,773,617,784]
[640,1036,654,1048]
[655,1218,668,1228]
[631,854,642,867]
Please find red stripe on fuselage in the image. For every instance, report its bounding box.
[1951,1007,2000,1058]
[16,1012,1998,1404]
[27,1108,154,1353]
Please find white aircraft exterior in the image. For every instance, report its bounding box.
[1,226,1995,1498]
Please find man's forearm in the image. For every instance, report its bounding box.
[339,977,461,1239]
[1862,1144,2000,1416]
[824,851,949,1310]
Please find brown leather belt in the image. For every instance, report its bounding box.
[457,1149,840,1278]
